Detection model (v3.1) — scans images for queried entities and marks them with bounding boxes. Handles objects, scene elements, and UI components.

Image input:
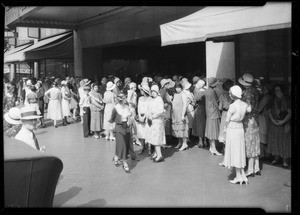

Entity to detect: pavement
[31,115,292,211]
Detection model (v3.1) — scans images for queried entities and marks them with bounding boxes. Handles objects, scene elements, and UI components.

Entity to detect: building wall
[79,6,204,48]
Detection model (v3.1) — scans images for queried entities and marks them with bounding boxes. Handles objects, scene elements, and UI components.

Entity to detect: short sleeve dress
[103,90,116,130]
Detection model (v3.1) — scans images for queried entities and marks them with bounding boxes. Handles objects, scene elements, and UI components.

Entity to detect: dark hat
[208,77,218,87]
[222,79,234,92]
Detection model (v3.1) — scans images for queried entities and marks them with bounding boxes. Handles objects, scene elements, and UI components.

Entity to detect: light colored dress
[136,96,152,139]
[148,96,166,146]
[182,89,194,129]
[45,87,63,120]
[223,99,248,169]
[218,92,232,142]
[103,90,116,130]
[127,89,137,117]
[172,92,189,138]
[145,97,153,144]
[61,87,71,117]
[90,90,104,132]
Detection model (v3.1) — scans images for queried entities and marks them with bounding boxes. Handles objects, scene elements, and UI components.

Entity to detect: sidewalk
[30,118,291,211]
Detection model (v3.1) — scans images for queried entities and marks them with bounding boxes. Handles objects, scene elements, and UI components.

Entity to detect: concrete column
[74,30,82,78]
[205,41,235,80]
[9,64,15,81]
[34,62,39,79]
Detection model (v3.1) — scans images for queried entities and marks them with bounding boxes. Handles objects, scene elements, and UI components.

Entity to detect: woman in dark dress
[35,81,46,128]
[110,93,132,173]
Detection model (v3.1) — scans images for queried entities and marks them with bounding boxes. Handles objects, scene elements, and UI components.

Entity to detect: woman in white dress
[61,80,71,125]
[44,82,63,128]
[136,84,152,154]
[147,84,166,163]
[223,85,251,185]
[103,81,116,141]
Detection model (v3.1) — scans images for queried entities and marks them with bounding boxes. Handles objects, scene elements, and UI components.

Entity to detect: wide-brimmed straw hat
[4,107,22,125]
[238,73,253,87]
[20,106,42,120]
[151,85,160,95]
[106,81,116,91]
[208,77,218,87]
[139,84,150,95]
[230,85,242,99]
[160,79,170,88]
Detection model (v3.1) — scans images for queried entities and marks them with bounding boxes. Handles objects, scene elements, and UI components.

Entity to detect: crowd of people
[3,72,291,178]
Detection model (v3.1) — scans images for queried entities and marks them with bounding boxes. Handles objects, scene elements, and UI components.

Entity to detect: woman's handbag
[147,118,152,127]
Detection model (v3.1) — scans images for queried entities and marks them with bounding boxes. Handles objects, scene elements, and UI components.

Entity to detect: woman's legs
[109,130,115,140]
[138,139,146,154]
[179,137,188,151]
[209,139,222,155]
[254,156,260,173]
[246,157,254,175]
[175,138,182,149]
[53,119,57,127]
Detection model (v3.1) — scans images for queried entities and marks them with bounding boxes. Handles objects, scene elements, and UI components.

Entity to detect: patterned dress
[242,86,260,158]
[267,97,291,159]
[172,92,189,138]
[148,96,166,146]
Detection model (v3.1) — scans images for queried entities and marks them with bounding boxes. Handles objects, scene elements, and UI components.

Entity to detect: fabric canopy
[160,2,291,46]
[4,32,73,63]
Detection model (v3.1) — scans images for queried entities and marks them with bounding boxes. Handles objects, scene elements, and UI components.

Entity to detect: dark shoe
[254,171,261,176]
[54,125,58,128]
[40,124,46,128]
[62,123,67,126]
[66,121,71,124]
[246,173,255,178]
[153,157,165,163]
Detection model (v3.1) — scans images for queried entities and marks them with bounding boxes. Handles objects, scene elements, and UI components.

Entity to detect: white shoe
[110,137,116,141]
[179,144,188,151]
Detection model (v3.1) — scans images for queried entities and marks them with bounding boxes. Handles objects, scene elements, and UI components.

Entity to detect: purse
[147,118,152,127]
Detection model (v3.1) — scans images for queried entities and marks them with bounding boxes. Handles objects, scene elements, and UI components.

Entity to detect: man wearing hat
[4,107,22,138]
[15,106,45,152]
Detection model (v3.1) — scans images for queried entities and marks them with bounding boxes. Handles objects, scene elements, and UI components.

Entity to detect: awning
[4,43,33,58]
[160,2,291,46]
[4,31,73,63]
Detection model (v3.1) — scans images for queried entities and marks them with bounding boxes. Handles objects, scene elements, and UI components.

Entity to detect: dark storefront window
[239,29,291,87]
[15,62,33,80]
[38,59,74,79]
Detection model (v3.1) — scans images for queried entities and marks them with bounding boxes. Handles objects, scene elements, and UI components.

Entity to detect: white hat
[4,107,22,125]
[182,79,192,90]
[114,77,120,84]
[26,79,32,86]
[129,82,136,89]
[142,77,148,83]
[20,106,42,120]
[106,81,116,91]
[151,85,160,95]
[230,85,242,99]
[196,80,205,89]
[166,79,175,89]
[160,79,170,88]
[61,80,67,85]
[139,84,150,95]
[238,73,253,87]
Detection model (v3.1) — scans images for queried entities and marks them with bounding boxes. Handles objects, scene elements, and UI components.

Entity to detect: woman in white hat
[204,77,222,156]
[146,84,166,162]
[171,82,189,151]
[136,83,152,154]
[238,73,261,177]
[103,81,117,141]
[44,81,63,128]
[109,93,132,173]
[15,106,45,152]
[223,85,251,185]
[192,79,207,148]
[61,80,72,126]
[4,107,22,138]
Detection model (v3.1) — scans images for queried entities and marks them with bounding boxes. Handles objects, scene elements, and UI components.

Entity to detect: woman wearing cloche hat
[204,77,222,156]
[238,73,261,178]
[4,107,22,138]
[103,81,117,141]
[223,85,251,185]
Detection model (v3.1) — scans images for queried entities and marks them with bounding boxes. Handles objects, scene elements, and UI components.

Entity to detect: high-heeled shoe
[229,177,243,185]
[209,149,222,156]
[153,156,164,163]
[219,162,225,167]
[122,165,130,173]
[150,154,157,160]
[105,137,110,141]
[175,143,182,149]
[110,137,116,141]
[254,171,261,176]
[179,145,188,151]
[112,157,122,167]
[245,172,255,177]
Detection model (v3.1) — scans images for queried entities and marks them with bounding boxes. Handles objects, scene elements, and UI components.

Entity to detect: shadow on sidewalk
[53,186,82,207]
[77,199,107,207]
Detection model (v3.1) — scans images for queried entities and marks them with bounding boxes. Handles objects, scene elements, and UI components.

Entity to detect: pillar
[9,64,15,81]
[34,62,39,79]
[73,30,82,78]
[205,41,235,81]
